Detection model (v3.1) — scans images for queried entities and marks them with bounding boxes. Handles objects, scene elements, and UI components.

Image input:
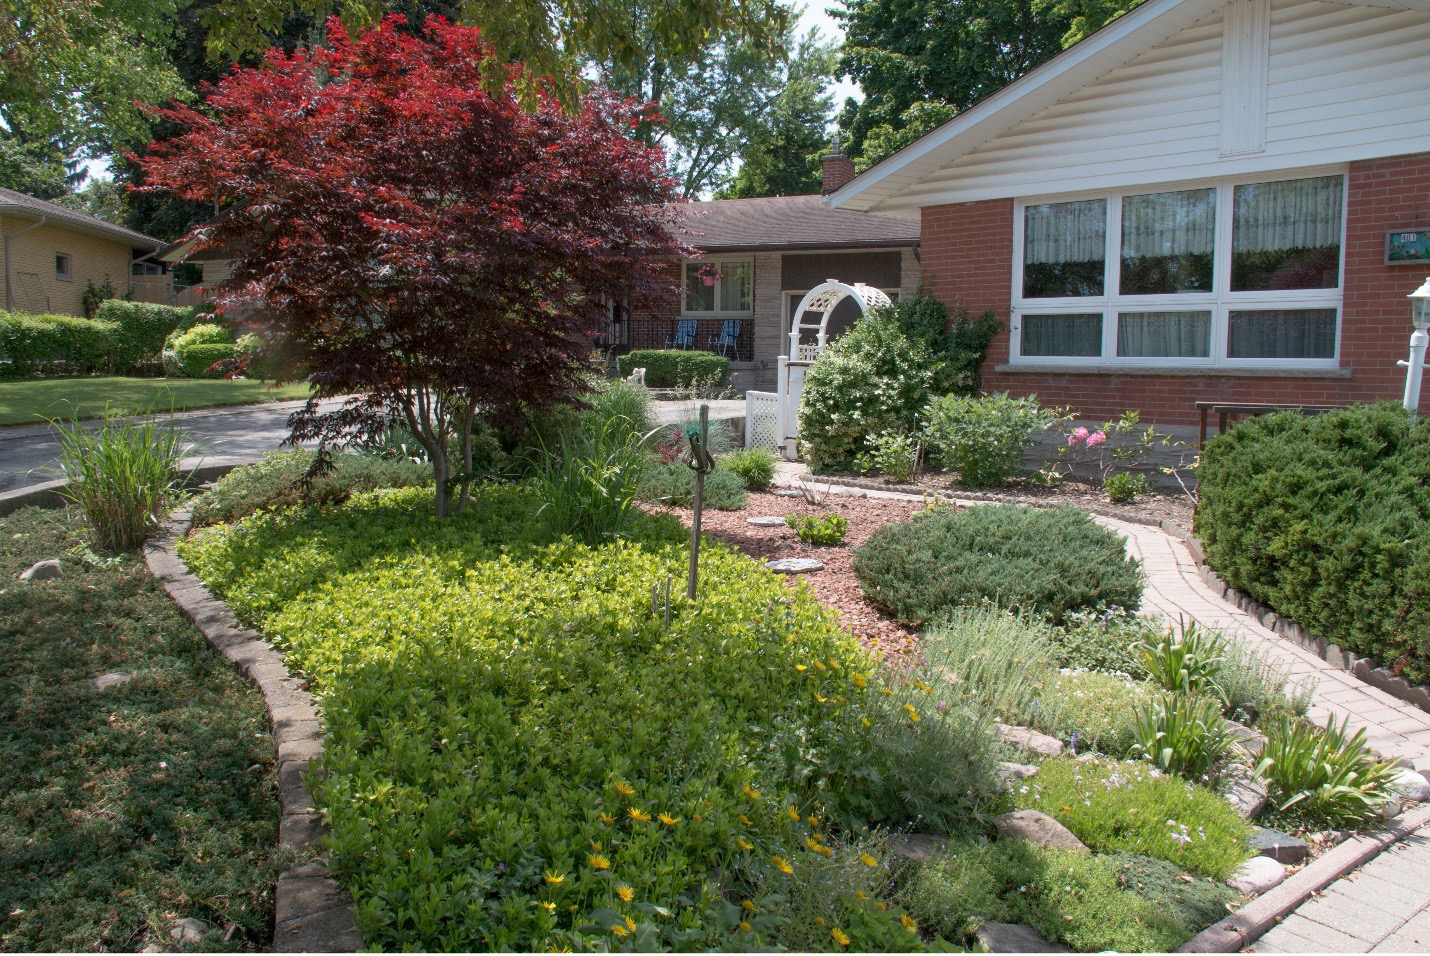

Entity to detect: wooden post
[687,404,711,602]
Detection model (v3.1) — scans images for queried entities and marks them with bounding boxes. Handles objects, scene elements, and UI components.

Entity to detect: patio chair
[665,319,697,350]
[707,319,742,360]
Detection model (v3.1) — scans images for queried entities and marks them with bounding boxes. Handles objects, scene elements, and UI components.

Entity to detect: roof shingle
[0,186,163,247]
[674,195,918,252]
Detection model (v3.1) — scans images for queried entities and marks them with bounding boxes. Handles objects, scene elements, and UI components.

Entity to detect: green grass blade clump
[1256,715,1399,828]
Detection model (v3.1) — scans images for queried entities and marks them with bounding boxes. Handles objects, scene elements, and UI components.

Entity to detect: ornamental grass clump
[53,407,187,551]
[1134,620,1228,695]
[720,448,777,489]
[853,504,1144,626]
[1256,715,1399,829]
[532,415,651,543]
[1128,695,1237,781]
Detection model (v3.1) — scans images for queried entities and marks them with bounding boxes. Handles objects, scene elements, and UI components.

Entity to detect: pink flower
[1086,430,1107,447]
[1068,426,1090,446]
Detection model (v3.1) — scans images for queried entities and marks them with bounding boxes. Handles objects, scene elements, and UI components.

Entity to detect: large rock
[998,762,1040,788]
[1251,828,1309,864]
[975,921,1071,953]
[1227,723,1268,759]
[169,918,209,945]
[994,810,1088,853]
[996,723,1064,758]
[887,833,949,865]
[765,558,824,574]
[1224,775,1268,820]
[1227,856,1287,895]
[1389,769,1430,803]
[19,559,61,582]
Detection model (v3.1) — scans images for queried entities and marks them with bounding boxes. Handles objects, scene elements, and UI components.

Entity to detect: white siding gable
[886,0,1430,210]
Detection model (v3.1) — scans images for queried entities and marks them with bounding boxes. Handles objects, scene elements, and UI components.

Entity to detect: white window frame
[1009,166,1347,370]
[55,253,73,281]
[682,257,755,316]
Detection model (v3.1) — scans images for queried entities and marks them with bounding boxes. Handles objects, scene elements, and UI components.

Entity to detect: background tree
[717,35,837,198]
[136,16,688,517]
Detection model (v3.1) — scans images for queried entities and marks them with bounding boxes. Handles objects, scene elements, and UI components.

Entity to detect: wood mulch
[654,490,934,660]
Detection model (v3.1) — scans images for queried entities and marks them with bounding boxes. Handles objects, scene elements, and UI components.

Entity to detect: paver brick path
[1250,832,1430,953]
[1098,515,1430,775]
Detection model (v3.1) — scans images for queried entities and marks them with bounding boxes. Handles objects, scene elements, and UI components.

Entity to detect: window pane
[1232,176,1343,291]
[1117,311,1211,358]
[685,263,713,312]
[1227,309,1337,359]
[1023,199,1106,298]
[1021,313,1103,357]
[720,262,752,311]
[1120,189,1215,295]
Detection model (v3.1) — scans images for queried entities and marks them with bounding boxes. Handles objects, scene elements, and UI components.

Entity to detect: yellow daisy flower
[831,927,851,946]
[795,664,808,672]
[880,687,894,696]
[854,890,866,901]
[807,815,819,826]
[539,901,557,912]
[741,900,757,911]
[740,815,752,826]
[904,704,921,722]
[850,674,867,688]
[614,781,635,796]
[657,813,680,826]
[786,806,801,821]
[737,838,754,851]
[616,884,634,903]
[815,918,825,926]
[588,854,610,870]
[743,784,761,800]
[739,921,752,932]
[912,680,931,693]
[772,856,794,875]
[860,853,878,867]
[628,807,651,822]
[806,836,823,853]
[610,925,628,938]
[590,841,603,851]
[544,871,565,885]
[814,661,827,671]
[860,718,872,727]
[625,916,637,931]
[599,812,614,824]
[815,694,829,704]
[875,902,887,911]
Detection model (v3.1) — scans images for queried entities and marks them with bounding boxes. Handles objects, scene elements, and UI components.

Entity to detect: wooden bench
[1196,401,1347,446]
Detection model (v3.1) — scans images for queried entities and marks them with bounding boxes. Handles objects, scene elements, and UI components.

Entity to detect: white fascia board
[826,0,1230,213]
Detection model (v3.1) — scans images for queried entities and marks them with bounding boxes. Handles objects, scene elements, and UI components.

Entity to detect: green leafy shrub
[1051,610,1160,675]
[0,310,119,376]
[191,450,433,526]
[1107,853,1240,939]
[1195,403,1430,683]
[720,448,776,489]
[882,294,1002,396]
[94,300,199,370]
[178,343,239,378]
[898,840,1188,952]
[163,323,238,378]
[1129,695,1236,781]
[786,513,848,545]
[533,416,649,543]
[52,407,185,551]
[166,322,233,351]
[854,431,919,483]
[1104,470,1150,503]
[1013,756,1253,880]
[921,392,1068,487]
[177,485,966,950]
[1257,715,1399,829]
[853,505,1144,627]
[638,462,747,510]
[797,308,936,472]
[615,350,729,389]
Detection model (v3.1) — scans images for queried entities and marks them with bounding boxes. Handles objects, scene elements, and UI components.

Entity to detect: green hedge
[0,310,119,376]
[179,343,239,378]
[616,350,729,388]
[1195,404,1430,683]
[95,300,200,367]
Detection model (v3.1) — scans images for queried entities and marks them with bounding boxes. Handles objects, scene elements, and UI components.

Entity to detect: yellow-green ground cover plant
[178,484,1002,950]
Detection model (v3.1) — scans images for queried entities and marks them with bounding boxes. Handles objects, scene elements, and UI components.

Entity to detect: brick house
[1,187,166,316]
[616,149,920,392]
[826,0,1430,426]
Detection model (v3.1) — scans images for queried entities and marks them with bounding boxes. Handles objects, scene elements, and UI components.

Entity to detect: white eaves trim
[825,0,1430,214]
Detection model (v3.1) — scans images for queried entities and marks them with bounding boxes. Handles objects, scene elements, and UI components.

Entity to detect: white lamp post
[1403,277,1430,415]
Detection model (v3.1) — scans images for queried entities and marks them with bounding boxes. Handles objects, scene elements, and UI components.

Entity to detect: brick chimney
[821,135,856,195]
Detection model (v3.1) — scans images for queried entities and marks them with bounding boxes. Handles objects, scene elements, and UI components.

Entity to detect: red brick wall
[918,153,1430,427]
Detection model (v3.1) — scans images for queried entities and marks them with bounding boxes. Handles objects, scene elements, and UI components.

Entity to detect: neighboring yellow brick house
[1,187,165,317]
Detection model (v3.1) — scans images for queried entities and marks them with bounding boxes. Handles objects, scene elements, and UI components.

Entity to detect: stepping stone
[766,558,823,574]
[1224,775,1268,820]
[1251,827,1309,864]
[19,559,61,582]
[1227,856,1286,895]
[997,762,1040,788]
[994,809,1087,853]
[975,921,1071,953]
[996,723,1064,758]
[1389,768,1430,803]
[887,833,949,864]
[88,672,132,692]
[169,918,209,944]
[746,516,787,527]
[772,489,805,498]
[1227,723,1268,759]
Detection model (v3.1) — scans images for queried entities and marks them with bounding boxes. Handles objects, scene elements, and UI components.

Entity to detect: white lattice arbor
[787,281,893,363]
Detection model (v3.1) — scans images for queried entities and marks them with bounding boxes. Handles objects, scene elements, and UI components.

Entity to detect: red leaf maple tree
[137,16,688,516]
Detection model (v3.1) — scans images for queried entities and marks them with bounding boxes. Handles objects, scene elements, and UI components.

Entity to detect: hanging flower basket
[697,264,723,287]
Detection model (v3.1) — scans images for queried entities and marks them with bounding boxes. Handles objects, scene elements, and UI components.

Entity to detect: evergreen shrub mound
[177,342,239,378]
[853,504,1144,626]
[615,349,729,388]
[191,449,433,526]
[638,461,747,510]
[180,486,975,950]
[898,840,1188,952]
[1012,756,1252,880]
[1195,403,1429,683]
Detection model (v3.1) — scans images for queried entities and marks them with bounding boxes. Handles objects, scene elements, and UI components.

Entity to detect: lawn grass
[0,376,311,428]
[0,507,282,951]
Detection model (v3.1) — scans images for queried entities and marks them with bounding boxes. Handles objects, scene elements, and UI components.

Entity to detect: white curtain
[1227,309,1337,359]
[1232,176,1343,253]
[1024,199,1107,265]
[1121,189,1215,259]
[1021,313,1103,357]
[1117,311,1211,358]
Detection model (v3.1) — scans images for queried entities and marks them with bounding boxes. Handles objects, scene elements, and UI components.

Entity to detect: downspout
[4,213,46,311]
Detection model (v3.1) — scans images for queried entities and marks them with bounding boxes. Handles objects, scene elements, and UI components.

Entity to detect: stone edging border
[145,509,364,952]
[793,472,1430,718]
[1177,802,1430,952]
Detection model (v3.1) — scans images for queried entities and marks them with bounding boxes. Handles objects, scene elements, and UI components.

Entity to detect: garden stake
[684,404,716,601]
[663,575,673,628]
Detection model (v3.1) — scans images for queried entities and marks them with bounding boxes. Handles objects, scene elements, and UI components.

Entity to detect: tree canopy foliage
[136,16,688,517]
